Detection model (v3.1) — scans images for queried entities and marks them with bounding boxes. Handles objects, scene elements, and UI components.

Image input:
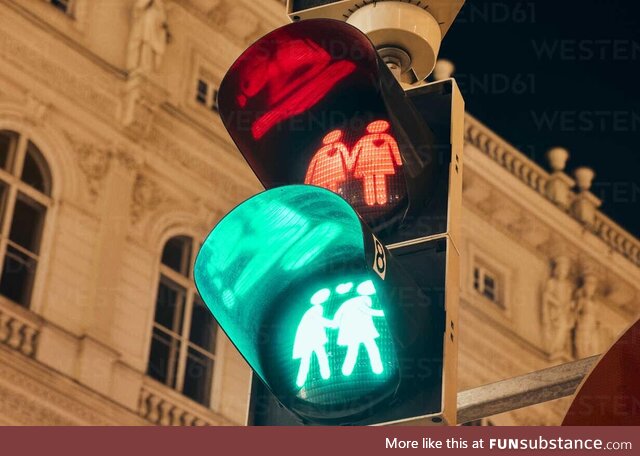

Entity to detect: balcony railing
[138,378,234,426]
[0,298,41,357]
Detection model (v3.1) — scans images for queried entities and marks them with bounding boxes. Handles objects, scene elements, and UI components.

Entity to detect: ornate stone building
[0,0,637,425]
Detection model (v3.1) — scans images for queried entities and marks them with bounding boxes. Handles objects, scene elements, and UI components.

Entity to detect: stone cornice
[465,114,640,268]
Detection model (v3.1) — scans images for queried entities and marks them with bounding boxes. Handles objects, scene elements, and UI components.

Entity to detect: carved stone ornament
[541,256,576,359]
[130,173,167,224]
[24,92,49,125]
[127,0,170,73]
[571,274,600,359]
[64,133,113,200]
[207,0,262,44]
[120,74,167,139]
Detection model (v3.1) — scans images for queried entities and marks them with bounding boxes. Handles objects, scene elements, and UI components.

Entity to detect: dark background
[439,0,640,236]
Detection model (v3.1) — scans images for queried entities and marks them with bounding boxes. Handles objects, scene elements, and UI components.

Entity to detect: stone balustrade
[464,113,640,267]
[138,379,229,426]
[593,213,640,267]
[0,300,40,357]
[465,114,550,196]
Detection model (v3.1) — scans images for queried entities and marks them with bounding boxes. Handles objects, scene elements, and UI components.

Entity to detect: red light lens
[219,20,409,227]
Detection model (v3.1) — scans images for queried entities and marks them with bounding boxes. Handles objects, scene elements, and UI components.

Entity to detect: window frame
[149,235,223,410]
[0,130,53,310]
[194,77,219,113]
[47,0,75,16]
[473,264,501,306]
[184,47,226,125]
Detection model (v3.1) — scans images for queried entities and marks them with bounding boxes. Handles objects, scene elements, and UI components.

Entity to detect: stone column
[78,150,138,395]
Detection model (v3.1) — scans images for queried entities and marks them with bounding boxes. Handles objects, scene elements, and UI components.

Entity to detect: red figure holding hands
[305,130,353,193]
[351,120,403,206]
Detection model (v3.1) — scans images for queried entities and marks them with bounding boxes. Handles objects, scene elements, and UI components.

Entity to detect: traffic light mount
[286,0,465,82]
[245,77,465,426]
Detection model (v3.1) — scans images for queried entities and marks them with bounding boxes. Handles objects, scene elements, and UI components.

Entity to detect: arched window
[147,235,220,407]
[0,130,52,308]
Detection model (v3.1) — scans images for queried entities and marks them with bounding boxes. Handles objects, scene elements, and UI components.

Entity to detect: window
[473,264,502,307]
[148,235,220,407]
[195,78,219,112]
[49,0,72,14]
[0,130,52,308]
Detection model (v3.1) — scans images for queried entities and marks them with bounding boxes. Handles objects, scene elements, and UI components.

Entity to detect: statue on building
[572,274,600,359]
[542,256,574,357]
[127,0,170,73]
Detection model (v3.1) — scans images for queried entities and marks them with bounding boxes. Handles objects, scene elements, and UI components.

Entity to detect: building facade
[0,0,638,425]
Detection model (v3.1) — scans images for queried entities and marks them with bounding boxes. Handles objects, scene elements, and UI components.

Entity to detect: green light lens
[195,185,398,422]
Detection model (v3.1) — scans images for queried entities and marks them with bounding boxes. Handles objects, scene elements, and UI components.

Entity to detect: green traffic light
[195,185,399,422]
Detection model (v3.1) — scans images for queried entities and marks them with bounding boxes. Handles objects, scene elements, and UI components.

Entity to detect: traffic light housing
[198,18,464,425]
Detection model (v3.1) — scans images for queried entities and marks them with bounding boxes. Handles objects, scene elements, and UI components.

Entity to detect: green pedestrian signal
[293,279,390,389]
[195,185,421,423]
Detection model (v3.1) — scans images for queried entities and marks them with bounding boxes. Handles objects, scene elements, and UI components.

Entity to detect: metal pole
[457,355,599,424]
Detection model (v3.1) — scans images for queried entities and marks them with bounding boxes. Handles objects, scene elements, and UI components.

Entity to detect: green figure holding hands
[292,288,336,388]
[333,280,385,376]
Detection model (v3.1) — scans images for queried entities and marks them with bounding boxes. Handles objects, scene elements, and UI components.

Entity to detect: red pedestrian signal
[218,19,441,242]
[304,121,404,207]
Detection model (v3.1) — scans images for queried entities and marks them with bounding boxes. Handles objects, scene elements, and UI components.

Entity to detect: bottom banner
[0,427,636,456]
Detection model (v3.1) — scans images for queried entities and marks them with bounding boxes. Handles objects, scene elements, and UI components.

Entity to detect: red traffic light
[218,19,439,237]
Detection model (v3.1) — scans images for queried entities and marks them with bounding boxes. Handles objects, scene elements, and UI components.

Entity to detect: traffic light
[195,185,445,425]
[217,18,447,245]
[197,17,464,425]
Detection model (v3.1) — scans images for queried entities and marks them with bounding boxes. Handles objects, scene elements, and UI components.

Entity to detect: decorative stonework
[0,303,40,358]
[75,142,112,199]
[120,74,167,139]
[463,168,638,360]
[464,114,640,268]
[24,92,49,126]
[138,380,233,426]
[127,0,170,73]
[571,274,600,359]
[542,256,575,360]
[130,173,172,224]
[205,0,266,46]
